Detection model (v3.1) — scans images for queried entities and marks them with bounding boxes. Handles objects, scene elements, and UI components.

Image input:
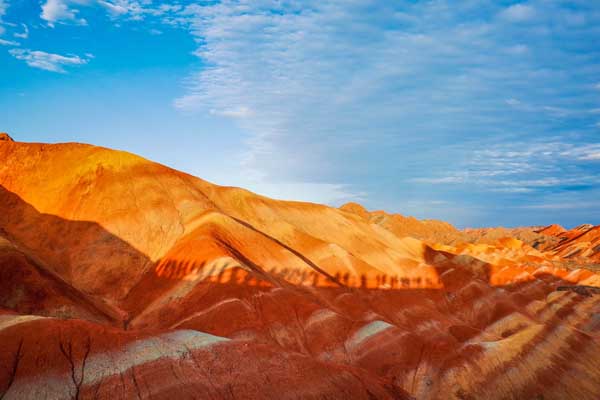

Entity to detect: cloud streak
[500,4,536,22]
[0,0,8,36]
[412,141,600,193]
[13,23,28,39]
[39,0,184,26]
[0,37,18,46]
[9,49,91,72]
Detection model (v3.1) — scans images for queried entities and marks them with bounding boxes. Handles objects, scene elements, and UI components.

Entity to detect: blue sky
[1,0,599,228]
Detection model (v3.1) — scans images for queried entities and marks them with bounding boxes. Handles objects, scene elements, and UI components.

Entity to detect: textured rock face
[537,224,567,237]
[1,139,600,399]
[0,133,13,142]
[340,202,562,251]
[341,201,463,244]
[538,223,600,262]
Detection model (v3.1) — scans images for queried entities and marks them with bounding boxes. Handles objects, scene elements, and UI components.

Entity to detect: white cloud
[37,0,185,27]
[0,0,7,35]
[505,44,529,55]
[412,173,600,192]
[41,0,87,27]
[209,106,252,119]
[577,152,600,161]
[205,168,364,205]
[500,4,536,22]
[521,202,598,210]
[409,141,600,193]
[95,0,184,21]
[559,143,600,161]
[490,187,534,193]
[471,142,600,177]
[410,176,466,184]
[98,0,128,16]
[172,94,201,111]
[9,49,91,72]
[14,23,28,39]
[0,37,18,46]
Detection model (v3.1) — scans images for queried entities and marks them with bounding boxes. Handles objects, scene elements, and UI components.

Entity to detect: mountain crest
[0,132,14,142]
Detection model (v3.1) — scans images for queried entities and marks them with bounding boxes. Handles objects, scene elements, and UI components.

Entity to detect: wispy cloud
[505,44,529,55]
[521,202,598,210]
[411,176,466,184]
[0,37,18,46]
[209,106,253,119]
[9,49,91,72]
[499,4,536,23]
[0,0,8,36]
[39,0,184,26]
[170,1,600,205]
[97,0,129,16]
[559,144,600,161]
[14,23,28,39]
[411,141,600,193]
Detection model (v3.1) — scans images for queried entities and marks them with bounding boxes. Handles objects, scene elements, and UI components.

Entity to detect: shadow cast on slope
[0,185,152,325]
[138,246,594,335]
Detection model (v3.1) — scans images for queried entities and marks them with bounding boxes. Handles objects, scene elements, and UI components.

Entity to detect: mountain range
[1,133,599,399]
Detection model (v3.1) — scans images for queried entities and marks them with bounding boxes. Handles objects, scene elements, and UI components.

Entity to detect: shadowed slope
[0,186,142,325]
[0,232,115,324]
